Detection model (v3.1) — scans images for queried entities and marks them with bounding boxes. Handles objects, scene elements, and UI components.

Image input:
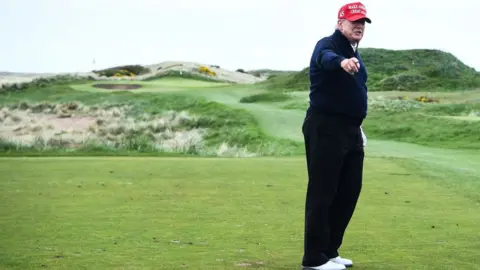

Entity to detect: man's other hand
[341,57,360,74]
[360,126,367,147]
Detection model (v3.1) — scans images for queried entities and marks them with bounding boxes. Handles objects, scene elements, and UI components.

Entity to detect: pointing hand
[341,57,360,74]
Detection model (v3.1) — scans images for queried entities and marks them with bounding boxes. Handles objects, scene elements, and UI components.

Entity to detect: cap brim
[347,14,372,23]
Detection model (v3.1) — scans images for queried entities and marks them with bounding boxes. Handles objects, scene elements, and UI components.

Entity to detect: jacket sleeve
[313,39,345,70]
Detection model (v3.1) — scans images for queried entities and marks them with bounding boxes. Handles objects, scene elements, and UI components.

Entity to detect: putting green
[70,77,232,93]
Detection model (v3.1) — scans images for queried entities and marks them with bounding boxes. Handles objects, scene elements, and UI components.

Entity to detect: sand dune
[0,61,266,85]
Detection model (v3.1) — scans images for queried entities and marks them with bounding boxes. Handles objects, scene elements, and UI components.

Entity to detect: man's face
[339,19,366,43]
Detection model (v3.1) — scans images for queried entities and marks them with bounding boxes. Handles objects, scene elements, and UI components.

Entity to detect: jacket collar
[333,29,351,45]
[332,29,357,54]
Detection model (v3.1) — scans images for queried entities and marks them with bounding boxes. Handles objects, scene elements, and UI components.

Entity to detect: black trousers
[301,109,364,267]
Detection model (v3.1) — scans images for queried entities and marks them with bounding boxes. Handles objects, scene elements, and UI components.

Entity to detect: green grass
[260,49,480,92]
[239,91,292,103]
[184,86,307,142]
[0,84,302,156]
[260,90,480,150]
[185,86,480,184]
[2,79,479,157]
[0,74,96,94]
[275,96,480,151]
[368,89,480,103]
[1,157,479,270]
[363,110,480,149]
[70,77,231,93]
[2,59,480,270]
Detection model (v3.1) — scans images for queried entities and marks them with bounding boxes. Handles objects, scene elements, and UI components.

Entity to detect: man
[301,2,371,270]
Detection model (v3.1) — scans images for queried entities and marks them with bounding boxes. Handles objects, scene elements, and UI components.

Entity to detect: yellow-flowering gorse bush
[415,96,439,103]
[199,66,216,76]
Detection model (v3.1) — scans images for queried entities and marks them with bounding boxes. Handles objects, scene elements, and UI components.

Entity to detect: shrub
[199,66,216,76]
[111,69,136,78]
[93,65,150,77]
[249,71,262,77]
[142,70,221,83]
[368,96,424,112]
[415,96,439,103]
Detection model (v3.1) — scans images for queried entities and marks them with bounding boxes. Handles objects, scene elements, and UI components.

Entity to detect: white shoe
[302,260,346,270]
[330,256,353,267]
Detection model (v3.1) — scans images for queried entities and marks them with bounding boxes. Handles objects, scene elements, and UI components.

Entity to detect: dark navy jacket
[308,29,368,126]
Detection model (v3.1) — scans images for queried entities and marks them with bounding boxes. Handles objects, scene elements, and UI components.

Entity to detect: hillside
[0,61,265,89]
[1,47,479,156]
[263,48,480,92]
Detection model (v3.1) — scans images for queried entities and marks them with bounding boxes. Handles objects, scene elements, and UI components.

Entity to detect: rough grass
[1,157,479,270]
[420,103,480,116]
[2,77,479,156]
[362,110,480,149]
[0,65,251,96]
[0,103,211,155]
[276,91,480,150]
[261,49,480,92]
[368,89,480,104]
[0,74,96,94]
[0,85,302,157]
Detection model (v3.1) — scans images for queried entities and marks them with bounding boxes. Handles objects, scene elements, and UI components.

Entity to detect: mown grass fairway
[1,157,479,270]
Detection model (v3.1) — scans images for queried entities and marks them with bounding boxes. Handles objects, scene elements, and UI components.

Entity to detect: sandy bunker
[0,103,202,149]
[92,83,143,90]
[0,102,258,156]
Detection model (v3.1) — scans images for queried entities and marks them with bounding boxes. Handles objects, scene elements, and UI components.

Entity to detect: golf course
[1,49,479,269]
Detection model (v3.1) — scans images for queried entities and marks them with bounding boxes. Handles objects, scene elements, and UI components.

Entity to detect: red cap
[338,2,371,23]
